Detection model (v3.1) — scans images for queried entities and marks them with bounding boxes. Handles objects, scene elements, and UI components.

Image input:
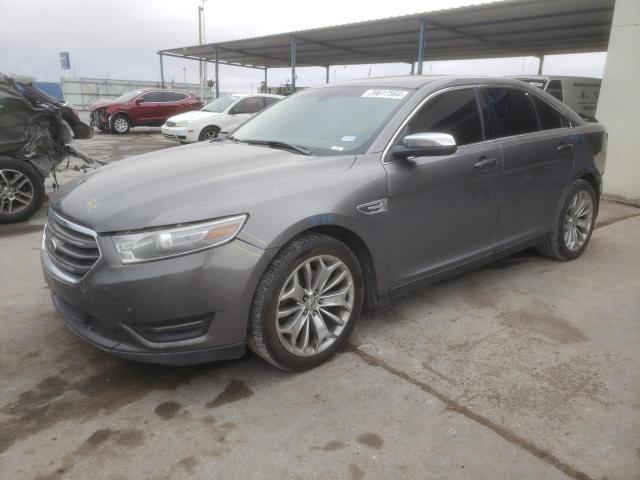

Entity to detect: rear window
[545,80,563,102]
[484,88,538,137]
[532,95,564,130]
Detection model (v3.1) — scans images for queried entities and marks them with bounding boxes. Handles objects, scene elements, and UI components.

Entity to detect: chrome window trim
[42,211,103,285]
[381,82,576,164]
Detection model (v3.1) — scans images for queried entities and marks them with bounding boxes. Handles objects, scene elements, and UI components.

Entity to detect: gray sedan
[41,76,607,370]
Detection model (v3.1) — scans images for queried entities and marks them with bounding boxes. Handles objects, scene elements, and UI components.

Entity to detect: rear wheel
[248,233,364,371]
[111,114,131,134]
[0,158,45,224]
[198,126,220,141]
[536,179,597,261]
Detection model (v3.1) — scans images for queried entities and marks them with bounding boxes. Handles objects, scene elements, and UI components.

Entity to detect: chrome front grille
[43,211,101,283]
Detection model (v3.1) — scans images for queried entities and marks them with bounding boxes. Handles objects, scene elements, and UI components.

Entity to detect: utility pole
[198,4,204,101]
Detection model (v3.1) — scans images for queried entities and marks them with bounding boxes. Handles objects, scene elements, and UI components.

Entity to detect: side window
[141,92,163,102]
[164,92,188,102]
[484,88,538,137]
[404,89,483,146]
[231,97,266,114]
[545,80,563,102]
[532,95,564,130]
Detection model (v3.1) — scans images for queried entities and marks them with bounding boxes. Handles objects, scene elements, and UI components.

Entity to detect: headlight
[174,120,189,127]
[112,215,247,264]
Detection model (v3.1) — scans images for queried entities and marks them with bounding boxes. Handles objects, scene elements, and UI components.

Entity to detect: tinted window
[164,92,188,102]
[141,91,164,102]
[405,89,483,146]
[545,80,563,102]
[264,96,280,107]
[232,97,266,114]
[533,95,564,130]
[484,88,538,137]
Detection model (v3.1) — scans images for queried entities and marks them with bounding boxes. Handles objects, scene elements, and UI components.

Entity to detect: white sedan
[161,93,283,143]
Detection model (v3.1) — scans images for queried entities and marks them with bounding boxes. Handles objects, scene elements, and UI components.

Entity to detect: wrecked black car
[0,73,93,223]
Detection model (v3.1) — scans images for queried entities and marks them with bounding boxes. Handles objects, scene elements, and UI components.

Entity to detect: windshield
[203,95,239,113]
[114,90,144,103]
[232,86,412,155]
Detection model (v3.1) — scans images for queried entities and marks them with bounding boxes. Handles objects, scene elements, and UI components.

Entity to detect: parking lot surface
[1,128,639,480]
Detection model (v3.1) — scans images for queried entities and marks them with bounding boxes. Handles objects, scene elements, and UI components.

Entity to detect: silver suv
[41,76,607,371]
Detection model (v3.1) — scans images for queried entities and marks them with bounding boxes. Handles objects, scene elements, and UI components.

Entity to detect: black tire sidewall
[111,114,130,134]
[0,158,45,224]
[198,126,220,142]
[556,180,597,260]
[253,235,364,370]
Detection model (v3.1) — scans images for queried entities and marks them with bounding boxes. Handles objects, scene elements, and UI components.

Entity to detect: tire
[536,179,597,261]
[198,126,220,142]
[0,158,45,224]
[110,114,131,134]
[248,233,364,371]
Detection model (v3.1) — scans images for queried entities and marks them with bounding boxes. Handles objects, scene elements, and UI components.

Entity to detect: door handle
[474,158,498,170]
[557,143,574,153]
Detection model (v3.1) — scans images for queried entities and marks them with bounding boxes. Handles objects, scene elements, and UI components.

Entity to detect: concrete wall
[597,0,640,205]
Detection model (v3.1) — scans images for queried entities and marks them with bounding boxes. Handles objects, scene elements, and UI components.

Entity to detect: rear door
[384,87,503,287]
[164,91,190,117]
[481,86,574,251]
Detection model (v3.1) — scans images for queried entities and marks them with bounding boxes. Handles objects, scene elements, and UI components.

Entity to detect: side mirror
[135,98,144,104]
[391,132,457,159]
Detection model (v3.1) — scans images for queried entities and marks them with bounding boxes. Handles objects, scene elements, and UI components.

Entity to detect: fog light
[131,314,213,342]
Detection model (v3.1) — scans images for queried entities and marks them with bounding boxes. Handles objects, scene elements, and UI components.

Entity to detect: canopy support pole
[417,19,427,75]
[537,54,545,75]
[159,53,165,88]
[214,47,220,99]
[290,36,297,91]
[326,66,330,83]
[264,67,268,92]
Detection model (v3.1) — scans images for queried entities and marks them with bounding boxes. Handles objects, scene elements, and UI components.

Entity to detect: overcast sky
[0,0,607,92]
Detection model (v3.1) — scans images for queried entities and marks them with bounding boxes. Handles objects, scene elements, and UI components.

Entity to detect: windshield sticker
[361,89,408,100]
[341,136,356,142]
[331,145,345,151]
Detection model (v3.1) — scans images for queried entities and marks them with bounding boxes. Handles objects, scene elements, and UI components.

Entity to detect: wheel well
[579,172,600,197]
[306,225,379,310]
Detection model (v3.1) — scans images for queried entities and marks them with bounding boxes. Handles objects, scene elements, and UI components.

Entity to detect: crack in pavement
[346,343,595,480]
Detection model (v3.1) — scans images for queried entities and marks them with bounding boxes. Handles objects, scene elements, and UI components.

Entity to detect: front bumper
[161,125,197,143]
[42,234,276,366]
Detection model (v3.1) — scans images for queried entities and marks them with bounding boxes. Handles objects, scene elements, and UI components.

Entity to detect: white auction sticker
[341,136,356,142]
[361,89,409,99]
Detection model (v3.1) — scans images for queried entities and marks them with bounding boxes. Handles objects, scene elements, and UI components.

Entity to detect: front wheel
[0,158,45,224]
[111,114,131,134]
[248,233,364,371]
[536,179,597,261]
[198,126,220,141]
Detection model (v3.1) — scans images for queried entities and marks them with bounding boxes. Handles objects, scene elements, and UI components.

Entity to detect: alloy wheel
[204,130,218,140]
[0,169,34,214]
[276,255,354,357]
[564,190,593,251]
[113,117,129,133]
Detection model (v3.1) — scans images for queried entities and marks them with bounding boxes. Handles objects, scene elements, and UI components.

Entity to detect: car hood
[51,142,356,232]
[89,99,128,111]
[166,110,220,123]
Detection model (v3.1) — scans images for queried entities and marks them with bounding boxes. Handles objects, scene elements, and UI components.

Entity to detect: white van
[511,76,601,120]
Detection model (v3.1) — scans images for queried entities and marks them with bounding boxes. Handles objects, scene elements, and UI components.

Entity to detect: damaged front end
[0,73,95,223]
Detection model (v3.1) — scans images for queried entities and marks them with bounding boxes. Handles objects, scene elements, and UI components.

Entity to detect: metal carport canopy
[158,0,614,91]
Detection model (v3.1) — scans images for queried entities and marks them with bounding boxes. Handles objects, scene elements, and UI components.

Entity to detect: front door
[384,87,502,288]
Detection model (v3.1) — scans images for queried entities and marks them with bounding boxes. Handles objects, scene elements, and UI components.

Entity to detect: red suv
[89,89,202,134]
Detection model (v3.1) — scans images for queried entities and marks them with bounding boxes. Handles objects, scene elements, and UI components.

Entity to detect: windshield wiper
[241,139,311,155]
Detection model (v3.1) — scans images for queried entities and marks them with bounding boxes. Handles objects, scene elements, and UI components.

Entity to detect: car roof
[314,75,556,91]
[511,75,601,82]
[225,93,284,98]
